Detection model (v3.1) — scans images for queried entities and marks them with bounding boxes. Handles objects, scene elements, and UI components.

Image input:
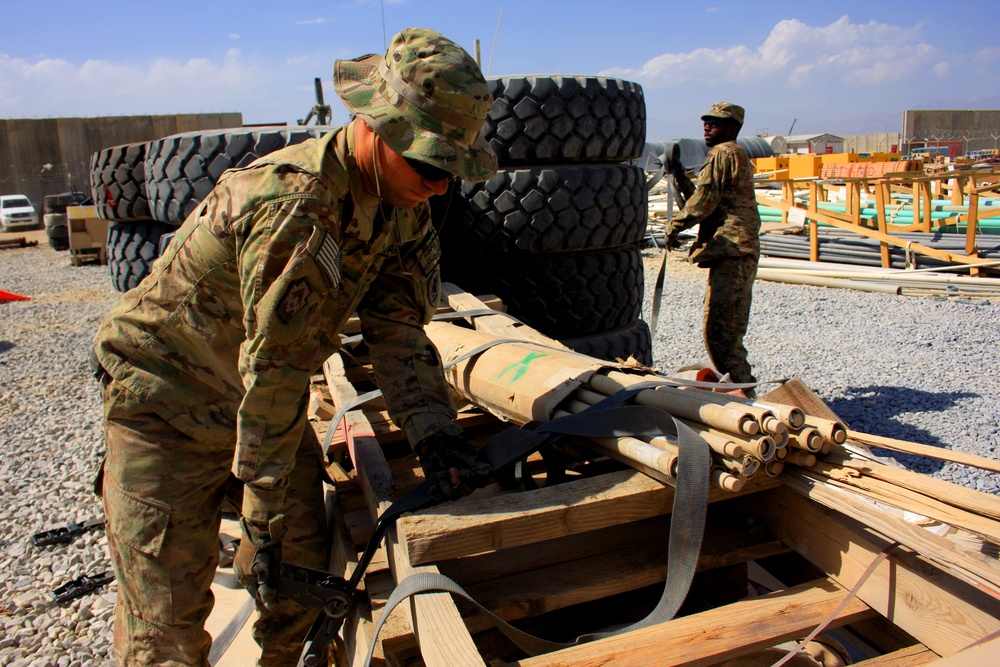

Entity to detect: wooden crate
[67,205,109,265]
[310,290,1000,667]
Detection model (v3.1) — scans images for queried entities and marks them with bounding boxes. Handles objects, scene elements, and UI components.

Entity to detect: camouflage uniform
[665,135,761,388]
[93,27,496,666]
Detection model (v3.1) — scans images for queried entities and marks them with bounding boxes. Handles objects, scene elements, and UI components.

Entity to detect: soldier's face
[376,138,452,209]
[703,119,739,147]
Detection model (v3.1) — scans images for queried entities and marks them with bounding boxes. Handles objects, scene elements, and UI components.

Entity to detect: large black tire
[106,220,174,292]
[89,142,152,221]
[443,164,647,253]
[45,217,69,251]
[484,75,646,165]
[145,126,333,225]
[444,246,644,338]
[560,318,653,366]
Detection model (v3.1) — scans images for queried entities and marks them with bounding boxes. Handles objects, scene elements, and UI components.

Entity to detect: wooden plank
[780,469,1000,595]
[386,528,486,667]
[812,456,1000,535]
[439,504,784,584]
[846,430,1000,475]
[923,632,1000,666]
[397,470,778,566]
[344,408,483,667]
[746,486,1000,655]
[854,644,937,666]
[441,282,565,346]
[457,513,787,630]
[508,578,873,666]
[755,190,996,268]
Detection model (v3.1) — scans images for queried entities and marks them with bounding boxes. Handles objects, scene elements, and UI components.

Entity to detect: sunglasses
[703,119,730,128]
[404,157,452,182]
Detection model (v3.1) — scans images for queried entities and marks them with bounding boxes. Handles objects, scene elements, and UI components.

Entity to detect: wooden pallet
[311,295,1000,667]
[69,245,107,266]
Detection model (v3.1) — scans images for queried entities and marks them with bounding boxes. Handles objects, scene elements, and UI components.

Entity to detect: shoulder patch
[277,278,312,323]
[315,232,342,289]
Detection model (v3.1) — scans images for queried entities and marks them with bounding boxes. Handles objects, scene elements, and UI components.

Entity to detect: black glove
[415,429,492,502]
[233,516,285,610]
[664,229,682,251]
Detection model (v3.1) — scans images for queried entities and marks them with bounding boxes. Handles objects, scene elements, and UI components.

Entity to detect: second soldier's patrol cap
[333,27,498,183]
[701,102,745,126]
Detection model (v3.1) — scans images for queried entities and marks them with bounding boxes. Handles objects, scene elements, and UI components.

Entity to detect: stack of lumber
[820,161,922,179]
[311,285,1000,667]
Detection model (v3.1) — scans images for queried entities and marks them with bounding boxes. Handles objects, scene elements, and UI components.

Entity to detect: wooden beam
[441,282,564,346]
[507,578,873,667]
[757,190,996,268]
[922,632,1000,666]
[397,470,778,566]
[456,511,787,630]
[779,469,1000,596]
[745,486,1000,655]
[853,644,936,666]
[344,409,484,666]
[846,430,1000,475]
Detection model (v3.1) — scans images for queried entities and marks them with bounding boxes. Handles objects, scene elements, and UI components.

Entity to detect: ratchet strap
[349,384,711,666]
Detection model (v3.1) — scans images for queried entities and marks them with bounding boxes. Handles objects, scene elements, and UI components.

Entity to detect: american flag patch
[316,232,341,289]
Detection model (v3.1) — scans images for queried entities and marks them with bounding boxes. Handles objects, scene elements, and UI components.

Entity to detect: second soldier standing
[664,102,761,397]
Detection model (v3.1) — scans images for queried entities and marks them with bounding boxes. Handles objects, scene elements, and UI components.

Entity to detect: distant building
[902,109,1000,157]
[762,134,845,155]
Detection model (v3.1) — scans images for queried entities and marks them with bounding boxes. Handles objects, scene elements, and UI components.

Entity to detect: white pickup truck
[0,194,39,232]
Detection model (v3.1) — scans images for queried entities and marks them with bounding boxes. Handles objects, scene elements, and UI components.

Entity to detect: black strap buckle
[31,518,106,547]
[281,563,357,667]
[51,571,115,604]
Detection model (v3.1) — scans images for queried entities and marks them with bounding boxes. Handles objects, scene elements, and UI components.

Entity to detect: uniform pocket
[104,475,170,557]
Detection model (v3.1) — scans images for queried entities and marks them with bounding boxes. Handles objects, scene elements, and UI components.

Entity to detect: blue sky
[2,0,998,141]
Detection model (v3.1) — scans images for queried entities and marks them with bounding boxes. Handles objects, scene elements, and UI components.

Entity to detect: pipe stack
[551,369,846,493]
[424,316,844,494]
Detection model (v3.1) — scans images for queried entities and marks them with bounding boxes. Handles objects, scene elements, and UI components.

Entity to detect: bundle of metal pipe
[755,255,1000,296]
[759,230,1000,271]
[552,369,847,493]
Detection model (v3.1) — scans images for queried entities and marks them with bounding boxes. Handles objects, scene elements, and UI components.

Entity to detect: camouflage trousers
[100,379,329,666]
[703,254,758,391]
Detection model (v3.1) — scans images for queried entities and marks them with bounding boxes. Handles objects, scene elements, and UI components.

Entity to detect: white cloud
[975,46,1000,63]
[295,17,335,25]
[0,50,292,121]
[601,16,940,90]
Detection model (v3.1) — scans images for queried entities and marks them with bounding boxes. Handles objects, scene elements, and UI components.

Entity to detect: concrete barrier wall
[0,113,243,209]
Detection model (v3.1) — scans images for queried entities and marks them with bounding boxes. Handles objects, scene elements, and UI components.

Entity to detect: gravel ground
[1,243,118,666]
[643,246,1000,492]
[1,241,998,664]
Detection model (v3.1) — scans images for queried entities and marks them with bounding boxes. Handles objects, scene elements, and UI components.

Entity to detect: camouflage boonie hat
[334,27,497,183]
[702,102,745,126]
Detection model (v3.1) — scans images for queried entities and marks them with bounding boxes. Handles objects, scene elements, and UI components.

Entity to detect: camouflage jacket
[667,141,761,263]
[94,121,455,523]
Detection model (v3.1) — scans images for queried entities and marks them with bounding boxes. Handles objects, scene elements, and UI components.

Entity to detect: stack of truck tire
[87,75,651,364]
[43,192,89,251]
[89,127,333,292]
[435,74,652,365]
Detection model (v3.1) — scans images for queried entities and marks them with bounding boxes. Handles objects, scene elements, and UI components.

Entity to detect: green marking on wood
[496,351,548,385]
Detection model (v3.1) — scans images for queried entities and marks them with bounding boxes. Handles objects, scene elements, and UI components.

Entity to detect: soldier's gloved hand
[664,230,682,251]
[233,516,286,610]
[416,429,492,502]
